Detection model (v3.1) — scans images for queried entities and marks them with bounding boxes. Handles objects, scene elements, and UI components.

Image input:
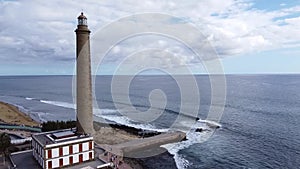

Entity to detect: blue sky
[0,0,299,75]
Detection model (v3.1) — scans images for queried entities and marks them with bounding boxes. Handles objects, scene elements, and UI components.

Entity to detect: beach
[0,100,141,144]
[0,101,39,127]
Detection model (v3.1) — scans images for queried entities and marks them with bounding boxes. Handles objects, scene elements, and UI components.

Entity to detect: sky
[0,0,299,75]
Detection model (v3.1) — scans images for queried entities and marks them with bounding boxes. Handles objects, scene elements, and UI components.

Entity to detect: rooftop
[32,129,92,147]
[52,130,75,139]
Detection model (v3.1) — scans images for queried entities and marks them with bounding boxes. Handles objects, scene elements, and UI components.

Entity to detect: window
[89,152,93,160]
[48,150,52,159]
[89,141,93,150]
[48,161,52,169]
[69,156,73,165]
[59,158,63,167]
[79,143,82,152]
[79,154,83,163]
[69,145,73,154]
[59,147,63,156]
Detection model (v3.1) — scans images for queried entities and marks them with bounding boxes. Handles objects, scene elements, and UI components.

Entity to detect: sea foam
[36,98,218,169]
[38,99,168,132]
[161,119,216,169]
[40,100,75,109]
[25,97,34,100]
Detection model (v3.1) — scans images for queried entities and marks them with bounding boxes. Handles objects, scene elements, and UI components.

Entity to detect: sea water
[0,75,299,169]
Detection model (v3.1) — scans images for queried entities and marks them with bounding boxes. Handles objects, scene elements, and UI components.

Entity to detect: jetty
[116,131,185,154]
[97,131,186,168]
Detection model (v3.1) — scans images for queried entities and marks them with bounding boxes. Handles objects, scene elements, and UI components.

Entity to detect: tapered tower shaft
[75,12,94,135]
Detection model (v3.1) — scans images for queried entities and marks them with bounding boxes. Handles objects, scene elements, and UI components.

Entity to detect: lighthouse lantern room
[78,12,87,25]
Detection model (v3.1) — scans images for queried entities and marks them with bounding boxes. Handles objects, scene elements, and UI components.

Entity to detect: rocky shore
[94,122,178,169]
[124,149,177,169]
[0,101,178,169]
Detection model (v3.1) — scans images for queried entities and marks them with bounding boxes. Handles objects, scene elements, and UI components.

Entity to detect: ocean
[0,75,299,169]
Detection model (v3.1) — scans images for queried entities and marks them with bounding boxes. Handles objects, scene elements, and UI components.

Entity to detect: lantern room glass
[78,18,87,25]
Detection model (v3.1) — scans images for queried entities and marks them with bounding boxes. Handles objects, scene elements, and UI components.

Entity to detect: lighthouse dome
[77,12,87,25]
[78,12,87,19]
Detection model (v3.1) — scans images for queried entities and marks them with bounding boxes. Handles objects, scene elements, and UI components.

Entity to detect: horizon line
[1,72,300,77]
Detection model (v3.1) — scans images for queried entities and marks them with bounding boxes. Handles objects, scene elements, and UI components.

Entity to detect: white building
[32,129,94,169]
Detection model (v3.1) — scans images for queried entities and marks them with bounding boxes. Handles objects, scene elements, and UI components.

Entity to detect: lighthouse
[29,13,95,169]
[75,12,94,135]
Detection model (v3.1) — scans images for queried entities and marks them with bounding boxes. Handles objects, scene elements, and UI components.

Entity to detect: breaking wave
[25,97,34,100]
[33,98,218,169]
[40,100,75,109]
[38,99,168,132]
[161,119,218,168]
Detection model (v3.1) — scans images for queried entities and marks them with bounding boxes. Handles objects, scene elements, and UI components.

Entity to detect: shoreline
[93,122,178,168]
[0,101,40,127]
[0,101,178,169]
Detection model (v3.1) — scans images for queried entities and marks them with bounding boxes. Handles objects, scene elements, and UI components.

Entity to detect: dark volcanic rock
[135,150,177,169]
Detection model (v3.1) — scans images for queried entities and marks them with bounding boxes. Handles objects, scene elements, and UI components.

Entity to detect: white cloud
[280,3,287,7]
[0,0,299,69]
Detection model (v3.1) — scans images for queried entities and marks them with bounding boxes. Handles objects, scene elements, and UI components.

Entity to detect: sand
[0,101,39,127]
[93,122,140,145]
[0,100,138,143]
[0,101,154,146]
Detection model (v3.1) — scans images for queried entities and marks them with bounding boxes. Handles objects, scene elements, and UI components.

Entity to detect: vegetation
[41,120,76,132]
[0,132,11,164]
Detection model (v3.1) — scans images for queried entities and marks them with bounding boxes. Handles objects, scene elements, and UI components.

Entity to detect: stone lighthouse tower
[75,12,94,135]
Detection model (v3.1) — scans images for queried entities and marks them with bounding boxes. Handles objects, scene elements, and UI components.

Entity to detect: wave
[162,119,217,169]
[40,100,75,109]
[0,100,29,116]
[164,108,199,121]
[94,110,169,133]
[38,99,169,132]
[198,119,222,128]
[15,103,48,123]
[29,111,49,122]
[35,98,220,169]
[1,100,47,123]
[99,98,198,121]
[25,97,34,101]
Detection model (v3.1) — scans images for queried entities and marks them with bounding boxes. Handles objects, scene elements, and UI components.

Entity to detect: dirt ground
[0,101,39,127]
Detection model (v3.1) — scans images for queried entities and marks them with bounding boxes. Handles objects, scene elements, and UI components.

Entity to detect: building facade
[32,130,94,169]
